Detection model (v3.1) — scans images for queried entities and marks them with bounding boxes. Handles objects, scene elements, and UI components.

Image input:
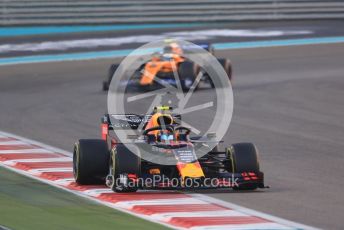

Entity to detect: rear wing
[182,43,214,53]
[101,113,181,130]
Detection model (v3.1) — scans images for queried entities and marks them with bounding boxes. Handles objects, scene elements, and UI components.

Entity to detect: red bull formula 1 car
[73,106,265,192]
[102,42,232,91]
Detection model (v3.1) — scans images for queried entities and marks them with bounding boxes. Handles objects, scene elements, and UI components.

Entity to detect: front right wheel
[226,143,260,190]
[218,58,232,82]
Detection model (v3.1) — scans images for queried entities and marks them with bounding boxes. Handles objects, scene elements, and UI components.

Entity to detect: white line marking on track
[28,167,73,175]
[151,210,248,221]
[82,189,113,196]
[0,140,28,145]
[3,157,71,166]
[116,198,207,209]
[54,178,75,186]
[0,149,54,154]
[190,223,297,230]
[0,29,312,53]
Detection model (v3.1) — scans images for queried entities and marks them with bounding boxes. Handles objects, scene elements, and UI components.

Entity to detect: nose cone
[177,162,205,180]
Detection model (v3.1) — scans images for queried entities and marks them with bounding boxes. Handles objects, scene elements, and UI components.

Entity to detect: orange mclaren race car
[102,42,232,91]
[73,106,266,192]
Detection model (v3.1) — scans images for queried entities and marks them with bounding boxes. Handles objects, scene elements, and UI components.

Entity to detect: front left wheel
[178,61,200,91]
[73,139,109,185]
[109,144,141,192]
[103,64,119,91]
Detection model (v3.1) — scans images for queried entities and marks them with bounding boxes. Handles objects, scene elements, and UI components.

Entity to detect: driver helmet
[160,132,174,143]
[163,42,183,55]
[145,111,174,137]
[170,42,183,55]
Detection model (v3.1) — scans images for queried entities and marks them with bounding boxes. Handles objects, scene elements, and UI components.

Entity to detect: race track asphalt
[0,43,343,229]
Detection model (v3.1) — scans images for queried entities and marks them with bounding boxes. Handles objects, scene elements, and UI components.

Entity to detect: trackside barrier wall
[1,0,344,25]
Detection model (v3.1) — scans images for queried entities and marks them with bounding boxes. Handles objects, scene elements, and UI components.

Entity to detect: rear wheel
[73,139,109,184]
[109,144,141,192]
[102,81,109,91]
[227,143,259,190]
[178,61,199,91]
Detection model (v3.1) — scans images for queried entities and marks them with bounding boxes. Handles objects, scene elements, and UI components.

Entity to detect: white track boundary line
[3,157,72,166]
[0,140,30,145]
[0,130,319,230]
[151,210,249,221]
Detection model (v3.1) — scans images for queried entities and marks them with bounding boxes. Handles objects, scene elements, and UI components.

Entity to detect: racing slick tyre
[217,58,232,84]
[178,61,199,91]
[102,81,109,91]
[227,143,259,190]
[73,139,109,185]
[109,144,141,193]
[103,64,119,91]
